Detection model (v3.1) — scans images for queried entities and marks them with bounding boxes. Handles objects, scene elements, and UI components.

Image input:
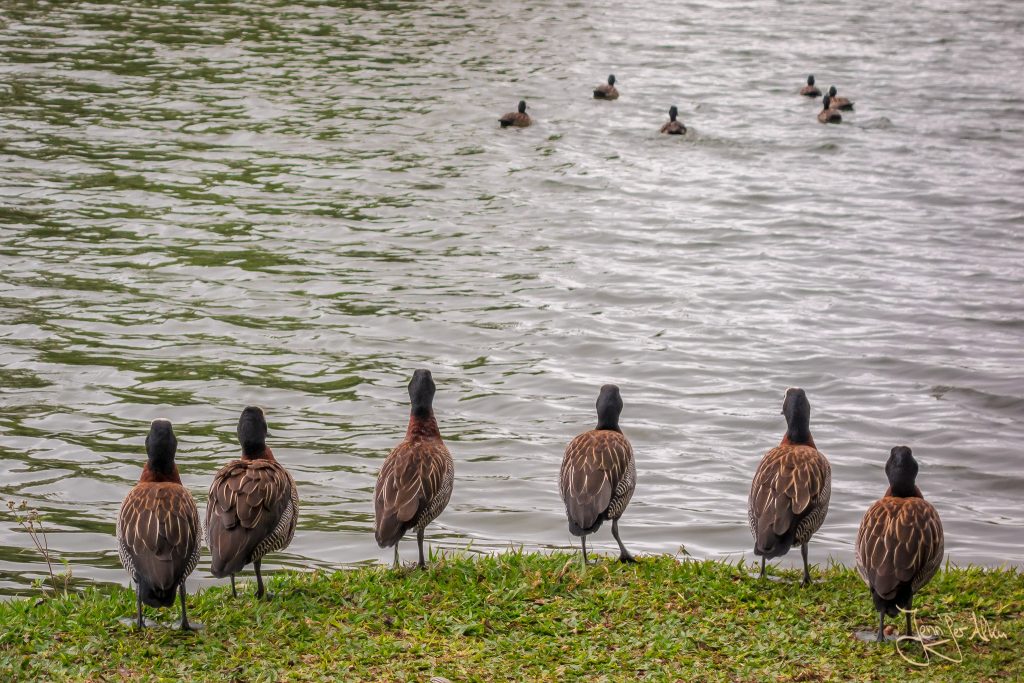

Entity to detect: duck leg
[580,536,589,570]
[800,542,811,586]
[254,558,266,599]
[611,519,636,563]
[393,543,400,569]
[416,527,426,570]
[178,582,193,631]
[877,610,886,643]
[135,582,144,630]
[759,556,766,580]
[230,575,237,598]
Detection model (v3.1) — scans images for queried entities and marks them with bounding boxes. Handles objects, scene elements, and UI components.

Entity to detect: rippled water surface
[1,0,1023,594]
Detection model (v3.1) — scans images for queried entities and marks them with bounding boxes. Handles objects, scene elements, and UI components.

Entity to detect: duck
[748,388,831,585]
[827,86,854,111]
[116,419,201,630]
[374,369,455,569]
[593,74,619,100]
[818,95,842,123]
[801,74,822,97]
[855,446,944,642]
[206,406,299,599]
[499,100,531,128]
[559,384,637,568]
[660,105,686,135]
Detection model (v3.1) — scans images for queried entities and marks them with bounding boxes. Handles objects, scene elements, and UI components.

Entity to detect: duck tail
[137,576,177,608]
[755,527,794,560]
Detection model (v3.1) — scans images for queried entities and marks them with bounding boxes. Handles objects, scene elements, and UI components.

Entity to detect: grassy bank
[0,551,1021,682]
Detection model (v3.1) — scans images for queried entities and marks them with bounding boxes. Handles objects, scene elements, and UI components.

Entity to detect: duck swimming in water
[827,85,854,110]
[818,95,842,123]
[593,74,619,100]
[660,105,686,135]
[801,74,821,97]
[499,100,531,128]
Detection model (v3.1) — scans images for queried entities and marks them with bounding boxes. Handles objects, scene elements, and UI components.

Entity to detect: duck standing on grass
[559,384,637,568]
[593,74,619,100]
[374,369,455,569]
[499,100,531,128]
[827,86,854,110]
[660,105,686,135]
[855,447,944,642]
[748,388,831,585]
[117,419,201,630]
[207,406,299,599]
[818,95,842,123]
[801,74,821,97]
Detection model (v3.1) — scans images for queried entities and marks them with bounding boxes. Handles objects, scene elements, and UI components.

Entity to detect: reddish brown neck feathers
[884,485,923,499]
[406,413,441,440]
[241,446,276,462]
[139,463,182,484]
[780,433,816,449]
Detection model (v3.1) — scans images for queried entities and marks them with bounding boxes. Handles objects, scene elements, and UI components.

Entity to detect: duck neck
[780,428,815,449]
[406,412,441,440]
[241,446,276,462]
[139,462,182,484]
[885,484,923,498]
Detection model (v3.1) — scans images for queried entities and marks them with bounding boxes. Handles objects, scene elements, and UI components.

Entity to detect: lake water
[1,0,1022,595]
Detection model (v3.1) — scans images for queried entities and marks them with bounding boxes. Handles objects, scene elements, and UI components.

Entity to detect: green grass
[0,552,1021,682]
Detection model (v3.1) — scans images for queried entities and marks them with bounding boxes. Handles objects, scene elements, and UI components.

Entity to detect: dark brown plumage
[818,96,842,123]
[748,388,831,585]
[116,419,200,630]
[801,74,821,97]
[856,446,944,642]
[374,369,454,569]
[206,406,298,599]
[660,106,686,135]
[593,74,619,100]
[559,384,636,567]
[499,100,531,128]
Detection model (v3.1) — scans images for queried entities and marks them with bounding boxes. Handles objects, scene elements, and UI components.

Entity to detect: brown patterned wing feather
[118,483,200,607]
[206,459,294,577]
[374,439,449,547]
[559,430,632,536]
[748,445,830,557]
[856,497,944,602]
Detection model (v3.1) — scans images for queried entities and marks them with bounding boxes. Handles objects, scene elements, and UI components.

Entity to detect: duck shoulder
[593,84,619,100]
[117,482,200,592]
[374,435,454,547]
[855,496,944,598]
[829,97,854,110]
[748,444,831,552]
[206,456,298,577]
[801,85,822,97]
[559,429,635,534]
[661,121,686,135]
